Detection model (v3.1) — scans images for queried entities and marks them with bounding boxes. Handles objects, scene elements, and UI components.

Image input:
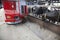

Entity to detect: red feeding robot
[2,0,28,24]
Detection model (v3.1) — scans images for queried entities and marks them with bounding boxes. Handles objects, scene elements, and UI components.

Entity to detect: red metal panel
[3,1,16,10]
[5,13,24,22]
[5,14,14,19]
[24,6,28,16]
[5,19,16,22]
[5,13,19,22]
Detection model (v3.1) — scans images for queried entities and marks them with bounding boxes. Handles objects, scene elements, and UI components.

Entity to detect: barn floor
[0,8,60,40]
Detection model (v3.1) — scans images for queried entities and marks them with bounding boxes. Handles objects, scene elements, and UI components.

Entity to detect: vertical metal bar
[18,0,20,14]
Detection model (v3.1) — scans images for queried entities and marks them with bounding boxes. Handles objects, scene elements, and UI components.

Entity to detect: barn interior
[0,0,60,40]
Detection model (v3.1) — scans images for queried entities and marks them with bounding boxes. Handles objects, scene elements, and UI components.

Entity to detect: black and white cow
[44,10,60,24]
[33,6,60,24]
[34,7,49,18]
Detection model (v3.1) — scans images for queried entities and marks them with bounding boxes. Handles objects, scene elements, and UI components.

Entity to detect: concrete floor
[0,8,60,40]
[0,23,42,40]
[0,8,5,25]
